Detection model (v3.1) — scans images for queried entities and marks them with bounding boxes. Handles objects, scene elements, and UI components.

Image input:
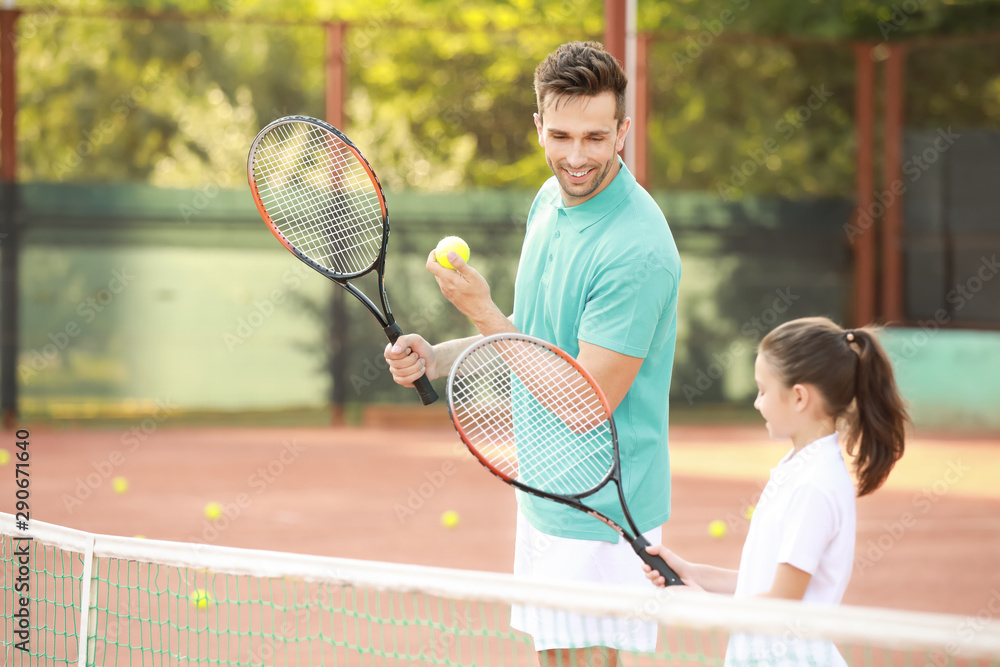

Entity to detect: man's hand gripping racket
[248,115,437,405]
[446,333,682,586]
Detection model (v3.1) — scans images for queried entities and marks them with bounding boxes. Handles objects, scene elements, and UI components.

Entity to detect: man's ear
[615,117,631,153]
[534,112,545,147]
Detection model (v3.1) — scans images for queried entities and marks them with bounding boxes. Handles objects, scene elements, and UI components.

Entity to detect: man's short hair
[533,41,628,126]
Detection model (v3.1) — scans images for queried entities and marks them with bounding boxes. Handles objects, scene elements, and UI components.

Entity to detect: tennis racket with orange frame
[247,115,437,405]
[447,333,682,585]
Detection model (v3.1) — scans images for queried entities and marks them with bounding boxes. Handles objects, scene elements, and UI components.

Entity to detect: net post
[76,534,96,667]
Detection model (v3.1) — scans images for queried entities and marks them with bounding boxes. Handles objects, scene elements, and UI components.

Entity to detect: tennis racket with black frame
[446,332,682,585]
[248,115,437,405]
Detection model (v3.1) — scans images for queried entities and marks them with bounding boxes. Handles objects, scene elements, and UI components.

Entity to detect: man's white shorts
[510,508,660,652]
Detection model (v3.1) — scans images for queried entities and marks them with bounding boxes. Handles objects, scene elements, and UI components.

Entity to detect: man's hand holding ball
[434,236,471,269]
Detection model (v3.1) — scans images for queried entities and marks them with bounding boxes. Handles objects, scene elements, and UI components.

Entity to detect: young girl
[645,317,908,666]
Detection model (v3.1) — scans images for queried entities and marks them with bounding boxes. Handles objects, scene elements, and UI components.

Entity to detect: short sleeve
[777,484,839,575]
[577,259,677,358]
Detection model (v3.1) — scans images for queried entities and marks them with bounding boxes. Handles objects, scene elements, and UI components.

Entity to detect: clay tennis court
[7,419,999,618]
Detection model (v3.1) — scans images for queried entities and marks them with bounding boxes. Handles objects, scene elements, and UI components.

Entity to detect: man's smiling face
[534,92,630,207]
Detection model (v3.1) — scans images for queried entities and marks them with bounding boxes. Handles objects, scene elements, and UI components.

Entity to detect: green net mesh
[3,514,999,667]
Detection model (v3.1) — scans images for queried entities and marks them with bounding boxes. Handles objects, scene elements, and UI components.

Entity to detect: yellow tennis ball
[440,510,460,529]
[708,519,728,539]
[112,477,129,494]
[435,236,470,270]
[744,505,756,521]
[204,502,223,521]
[0,449,9,465]
[189,589,213,609]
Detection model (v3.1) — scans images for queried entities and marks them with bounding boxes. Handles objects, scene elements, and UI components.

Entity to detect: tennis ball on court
[435,236,470,270]
[708,519,728,539]
[0,449,9,465]
[440,510,460,529]
[204,502,223,521]
[112,476,129,494]
[744,505,756,521]
[189,589,213,609]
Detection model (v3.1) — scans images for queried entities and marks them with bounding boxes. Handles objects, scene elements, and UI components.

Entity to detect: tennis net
[3,512,999,666]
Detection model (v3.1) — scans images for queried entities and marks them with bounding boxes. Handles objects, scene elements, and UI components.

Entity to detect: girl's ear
[791,383,811,412]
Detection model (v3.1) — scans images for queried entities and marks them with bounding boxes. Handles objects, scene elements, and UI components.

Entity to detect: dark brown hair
[759,317,908,496]
[533,41,627,125]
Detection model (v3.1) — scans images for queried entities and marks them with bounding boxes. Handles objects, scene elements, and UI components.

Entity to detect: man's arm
[575,341,643,413]
[426,250,517,338]
[385,314,518,386]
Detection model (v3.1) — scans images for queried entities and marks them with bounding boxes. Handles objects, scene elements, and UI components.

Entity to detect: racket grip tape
[383,323,439,406]
[631,535,684,587]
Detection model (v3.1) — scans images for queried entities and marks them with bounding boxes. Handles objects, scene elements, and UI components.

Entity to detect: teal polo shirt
[512,159,681,542]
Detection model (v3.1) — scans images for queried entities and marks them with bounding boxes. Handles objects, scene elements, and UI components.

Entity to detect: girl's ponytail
[844,329,907,496]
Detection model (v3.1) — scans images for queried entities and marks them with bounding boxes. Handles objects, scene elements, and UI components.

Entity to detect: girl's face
[753,353,799,440]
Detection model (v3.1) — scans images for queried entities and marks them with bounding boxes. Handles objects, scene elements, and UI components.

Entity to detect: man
[385,41,681,666]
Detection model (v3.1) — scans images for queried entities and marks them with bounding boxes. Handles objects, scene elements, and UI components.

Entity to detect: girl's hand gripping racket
[446,333,682,586]
[248,115,437,405]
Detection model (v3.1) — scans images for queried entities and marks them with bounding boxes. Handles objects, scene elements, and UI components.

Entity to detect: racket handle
[631,535,684,587]
[383,323,439,405]
[412,375,439,406]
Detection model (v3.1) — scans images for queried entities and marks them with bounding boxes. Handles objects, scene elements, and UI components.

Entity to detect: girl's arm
[643,546,739,594]
[757,563,812,600]
[688,563,739,595]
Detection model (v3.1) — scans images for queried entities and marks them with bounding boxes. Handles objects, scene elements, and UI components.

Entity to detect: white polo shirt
[725,432,857,667]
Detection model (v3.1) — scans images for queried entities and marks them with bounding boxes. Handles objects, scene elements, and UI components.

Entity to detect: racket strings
[255,137,378,263]
[257,123,383,262]
[255,123,382,272]
[252,121,385,276]
[451,341,614,496]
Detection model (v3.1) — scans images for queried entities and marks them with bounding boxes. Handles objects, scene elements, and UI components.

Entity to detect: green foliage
[638,0,1000,40]
[15,0,1000,196]
[648,40,858,198]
